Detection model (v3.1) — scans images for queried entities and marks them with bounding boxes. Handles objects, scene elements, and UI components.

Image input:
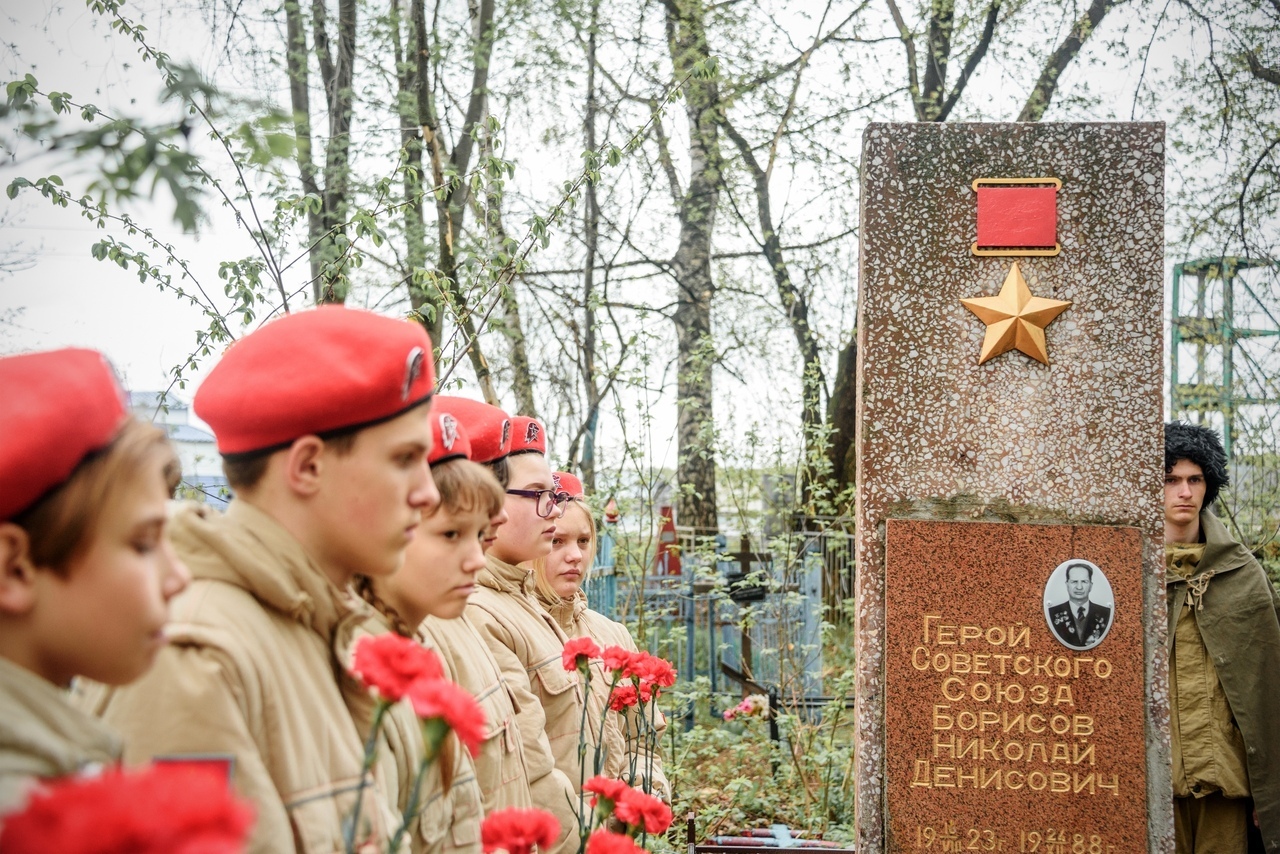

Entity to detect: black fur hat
[1164,421,1229,507]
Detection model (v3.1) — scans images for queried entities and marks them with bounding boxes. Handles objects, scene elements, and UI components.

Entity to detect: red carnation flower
[480,807,561,854]
[350,633,444,702]
[406,677,488,757]
[622,651,652,680]
[640,656,677,689]
[562,637,602,672]
[613,787,674,835]
[601,645,636,676]
[584,775,631,810]
[608,683,640,712]
[0,764,254,854]
[586,829,647,854]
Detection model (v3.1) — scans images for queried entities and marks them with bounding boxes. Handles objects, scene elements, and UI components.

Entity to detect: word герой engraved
[908,616,1118,798]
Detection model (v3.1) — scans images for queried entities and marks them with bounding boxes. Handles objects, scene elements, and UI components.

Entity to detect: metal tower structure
[1170,257,1280,460]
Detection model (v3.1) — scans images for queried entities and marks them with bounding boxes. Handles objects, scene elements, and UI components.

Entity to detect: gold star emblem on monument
[960,262,1071,365]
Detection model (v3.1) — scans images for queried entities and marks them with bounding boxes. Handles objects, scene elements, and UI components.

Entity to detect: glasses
[506,488,572,518]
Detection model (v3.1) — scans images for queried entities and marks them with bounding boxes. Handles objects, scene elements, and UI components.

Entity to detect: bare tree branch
[936,0,1001,121]
[1018,0,1124,121]
[1246,50,1280,87]
[886,0,923,120]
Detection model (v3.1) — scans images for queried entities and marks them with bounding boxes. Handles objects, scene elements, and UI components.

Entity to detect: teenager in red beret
[338,411,504,854]
[462,414,588,850]
[533,474,669,800]
[88,306,440,853]
[433,396,514,552]
[0,348,190,812]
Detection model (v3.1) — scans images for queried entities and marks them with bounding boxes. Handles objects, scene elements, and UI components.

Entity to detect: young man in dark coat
[1164,422,1280,854]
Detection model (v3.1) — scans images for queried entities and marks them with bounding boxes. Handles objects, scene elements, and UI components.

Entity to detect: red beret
[433,396,510,464]
[195,307,435,455]
[552,471,584,500]
[0,348,128,521]
[429,411,472,466]
[509,415,546,456]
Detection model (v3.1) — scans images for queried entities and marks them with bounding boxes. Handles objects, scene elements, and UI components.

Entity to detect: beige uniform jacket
[419,613,532,814]
[0,657,121,814]
[466,556,580,850]
[542,592,670,799]
[335,610,483,854]
[88,501,400,854]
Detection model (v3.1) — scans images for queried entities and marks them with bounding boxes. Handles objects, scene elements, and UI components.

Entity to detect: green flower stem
[576,661,592,845]
[389,719,445,854]
[644,690,660,795]
[345,699,390,854]
[592,672,621,783]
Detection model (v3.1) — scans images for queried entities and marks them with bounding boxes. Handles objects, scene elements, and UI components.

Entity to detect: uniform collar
[0,657,121,781]
[168,500,357,641]
[537,588,587,631]
[1196,510,1255,577]
[479,553,535,596]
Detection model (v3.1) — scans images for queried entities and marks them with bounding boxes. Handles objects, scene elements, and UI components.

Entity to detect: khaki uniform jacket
[88,501,400,854]
[419,613,532,814]
[1166,511,1280,853]
[466,556,580,850]
[0,658,121,814]
[541,592,670,799]
[335,610,483,854]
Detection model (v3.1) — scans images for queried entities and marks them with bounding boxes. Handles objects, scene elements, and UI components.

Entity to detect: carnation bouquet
[346,633,487,853]
[562,638,678,853]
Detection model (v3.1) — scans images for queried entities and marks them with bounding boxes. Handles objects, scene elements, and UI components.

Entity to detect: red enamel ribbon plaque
[971,177,1062,256]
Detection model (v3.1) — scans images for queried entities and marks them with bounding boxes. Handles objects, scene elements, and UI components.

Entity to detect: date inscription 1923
[912,822,1115,853]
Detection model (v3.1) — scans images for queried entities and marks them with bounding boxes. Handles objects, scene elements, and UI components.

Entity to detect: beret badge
[402,347,426,401]
[440,414,459,451]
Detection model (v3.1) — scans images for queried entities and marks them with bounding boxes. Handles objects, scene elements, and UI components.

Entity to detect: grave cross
[722,534,771,677]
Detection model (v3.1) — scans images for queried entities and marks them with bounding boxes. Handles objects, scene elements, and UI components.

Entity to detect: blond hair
[428,458,504,519]
[533,499,597,605]
[15,417,180,575]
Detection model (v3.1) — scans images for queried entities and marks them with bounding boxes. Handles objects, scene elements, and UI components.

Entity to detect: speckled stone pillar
[853,123,1170,853]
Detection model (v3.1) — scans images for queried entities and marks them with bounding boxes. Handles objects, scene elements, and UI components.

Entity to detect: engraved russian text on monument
[884,520,1147,853]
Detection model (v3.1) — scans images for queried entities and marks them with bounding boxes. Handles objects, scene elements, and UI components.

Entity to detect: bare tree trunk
[473,132,537,416]
[919,0,954,119]
[283,0,325,297]
[420,0,499,402]
[887,0,1001,122]
[664,0,721,532]
[392,0,439,353]
[826,335,858,502]
[580,0,603,492]
[405,0,444,346]
[722,120,825,499]
[307,0,358,302]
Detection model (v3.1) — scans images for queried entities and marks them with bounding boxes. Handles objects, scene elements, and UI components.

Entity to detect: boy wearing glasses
[457,413,580,851]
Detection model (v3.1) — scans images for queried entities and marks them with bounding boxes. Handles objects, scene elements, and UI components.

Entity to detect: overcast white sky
[0,0,260,396]
[0,0,1252,478]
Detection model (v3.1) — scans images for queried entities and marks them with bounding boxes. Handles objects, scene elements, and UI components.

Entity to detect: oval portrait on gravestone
[1043,559,1115,651]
